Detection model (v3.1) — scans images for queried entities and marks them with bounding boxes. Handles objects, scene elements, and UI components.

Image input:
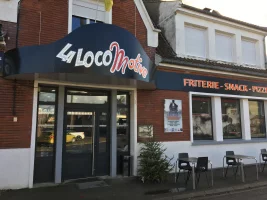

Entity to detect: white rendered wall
[0,0,19,23]
[137,141,267,171]
[174,11,266,68]
[0,148,30,189]
[159,9,266,69]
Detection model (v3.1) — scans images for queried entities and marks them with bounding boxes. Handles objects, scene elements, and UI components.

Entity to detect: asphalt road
[194,186,267,200]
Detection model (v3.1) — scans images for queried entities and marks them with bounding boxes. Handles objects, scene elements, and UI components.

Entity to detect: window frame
[192,96,214,141]
[249,100,266,138]
[221,98,242,140]
[184,24,208,59]
[215,31,234,62]
[241,37,257,66]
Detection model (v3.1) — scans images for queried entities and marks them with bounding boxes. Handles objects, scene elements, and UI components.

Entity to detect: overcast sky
[183,0,267,27]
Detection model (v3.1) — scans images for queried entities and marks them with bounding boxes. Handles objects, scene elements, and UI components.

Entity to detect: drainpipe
[16,0,22,48]
[264,36,267,69]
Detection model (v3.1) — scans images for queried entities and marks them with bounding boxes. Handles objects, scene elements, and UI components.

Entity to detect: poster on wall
[164,99,183,132]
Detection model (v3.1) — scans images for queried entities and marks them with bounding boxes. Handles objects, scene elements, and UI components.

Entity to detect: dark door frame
[62,88,111,181]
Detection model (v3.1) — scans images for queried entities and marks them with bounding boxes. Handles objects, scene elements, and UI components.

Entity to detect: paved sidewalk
[1,165,267,200]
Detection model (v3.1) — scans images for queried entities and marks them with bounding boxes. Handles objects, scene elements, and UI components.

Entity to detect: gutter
[160,58,267,79]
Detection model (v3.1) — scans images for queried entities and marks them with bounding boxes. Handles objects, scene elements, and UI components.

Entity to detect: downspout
[264,36,267,69]
[16,0,22,48]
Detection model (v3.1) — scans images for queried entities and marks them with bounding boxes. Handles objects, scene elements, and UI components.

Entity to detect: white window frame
[189,92,267,143]
[68,0,112,33]
[215,31,235,63]
[241,37,258,66]
[184,24,208,59]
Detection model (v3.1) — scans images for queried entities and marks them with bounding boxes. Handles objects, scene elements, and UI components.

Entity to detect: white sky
[183,0,267,27]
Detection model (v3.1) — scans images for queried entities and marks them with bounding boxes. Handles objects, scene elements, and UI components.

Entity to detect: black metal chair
[185,157,209,188]
[261,149,267,172]
[176,153,192,183]
[225,151,241,178]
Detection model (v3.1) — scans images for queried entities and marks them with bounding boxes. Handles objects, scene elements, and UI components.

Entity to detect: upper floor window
[185,25,207,58]
[216,32,234,62]
[72,16,87,31]
[242,38,257,65]
[72,15,101,31]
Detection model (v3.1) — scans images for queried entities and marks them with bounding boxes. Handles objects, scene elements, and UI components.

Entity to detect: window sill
[192,139,267,146]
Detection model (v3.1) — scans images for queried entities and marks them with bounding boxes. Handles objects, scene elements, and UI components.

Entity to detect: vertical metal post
[110,89,117,177]
[55,86,65,183]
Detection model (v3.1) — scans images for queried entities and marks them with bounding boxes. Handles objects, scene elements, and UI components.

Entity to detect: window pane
[117,93,129,175]
[72,16,87,31]
[36,105,56,157]
[67,90,108,104]
[249,101,266,138]
[192,97,213,140]
[216,33,233,62]
[39,87,56,102]
[242,39,256,65]
[221,98,242,139]
[185,25,206,58]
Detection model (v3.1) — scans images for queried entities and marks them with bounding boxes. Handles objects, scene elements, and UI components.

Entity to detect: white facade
[159,4,267,69]
[0,0,19,23]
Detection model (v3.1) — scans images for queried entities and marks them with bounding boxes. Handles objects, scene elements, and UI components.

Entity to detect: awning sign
[4,24,153,82]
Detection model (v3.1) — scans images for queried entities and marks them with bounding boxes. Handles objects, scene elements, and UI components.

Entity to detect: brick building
[1,0,267,190]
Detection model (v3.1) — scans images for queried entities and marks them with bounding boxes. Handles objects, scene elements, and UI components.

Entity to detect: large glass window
[117,92,130,174]
[192,97,213,140]
[221,98,242,139]
[36,87,57,157]
[249,100,266,138]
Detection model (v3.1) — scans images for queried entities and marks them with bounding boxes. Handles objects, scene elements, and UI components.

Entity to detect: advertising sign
[164,99,183,133]
[157,71,267,98]
[4,23,153,82]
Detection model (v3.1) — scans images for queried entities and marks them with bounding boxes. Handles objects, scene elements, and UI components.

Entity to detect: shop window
[185,25,207,58]
[192,97,213,140]
[36,87,57,157]
[221,98,242,139]
[249,100,266,138]
[117,92,130,174]
[215,32,234,62]
[242,38,257,65]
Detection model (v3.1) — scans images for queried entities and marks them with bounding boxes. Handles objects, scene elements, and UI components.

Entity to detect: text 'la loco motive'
[183,78,267,93]
[56,42,148,79]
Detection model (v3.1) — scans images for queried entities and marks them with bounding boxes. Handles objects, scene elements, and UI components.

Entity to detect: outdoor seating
[185,157,210,188]
[261,149,267,172]
[225,151,240,178]
[175,153,192,183]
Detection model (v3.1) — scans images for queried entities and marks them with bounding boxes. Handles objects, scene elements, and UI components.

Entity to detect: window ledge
[192,139,267,146]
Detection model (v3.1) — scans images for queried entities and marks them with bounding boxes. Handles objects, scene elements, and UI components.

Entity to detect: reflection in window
[192,97,213,140]
[72,16,87,31]
[36,87,57,158]
[117,92,130,174]
[249,100,266,138]
[67,90,108,104]
[221,98,242,139]
[39,87,56,102]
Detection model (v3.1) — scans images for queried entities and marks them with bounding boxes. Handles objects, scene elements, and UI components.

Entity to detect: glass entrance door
[63,109,109,180]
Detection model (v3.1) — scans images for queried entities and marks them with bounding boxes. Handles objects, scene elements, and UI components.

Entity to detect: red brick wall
[0,79,33,148]
[0,20,17,51]
[112,0,156,61]
[137,89,190,142]
[18,0,68,47]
